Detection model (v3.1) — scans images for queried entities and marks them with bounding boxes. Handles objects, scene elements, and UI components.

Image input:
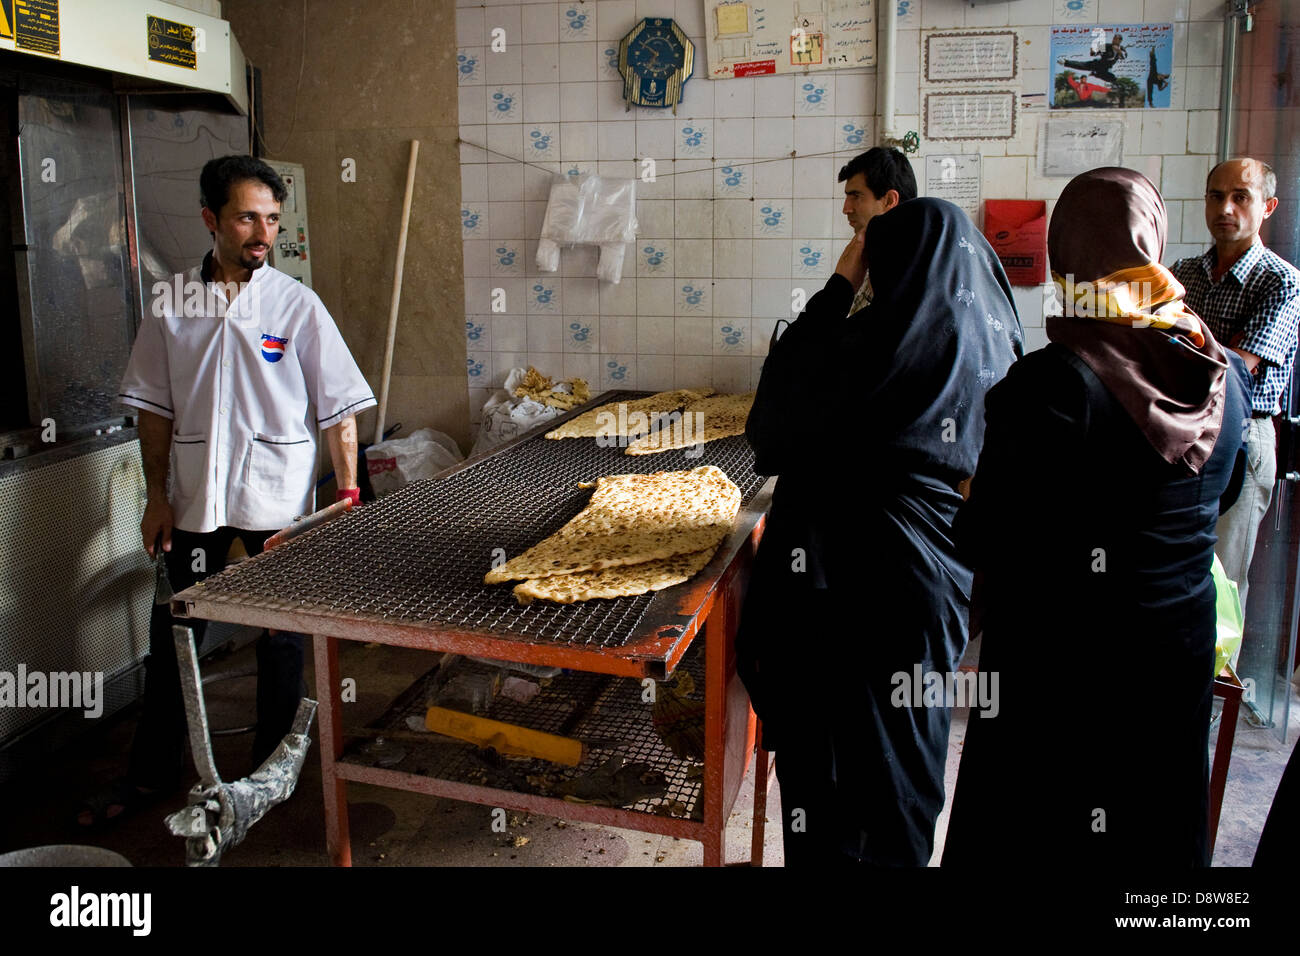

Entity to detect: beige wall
[224,0,469,457]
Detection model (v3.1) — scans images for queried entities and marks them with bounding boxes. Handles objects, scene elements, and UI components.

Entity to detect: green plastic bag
[1212,555,1243,678]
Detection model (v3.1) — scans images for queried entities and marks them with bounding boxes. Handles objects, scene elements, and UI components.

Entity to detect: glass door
[1229,0,1300,742]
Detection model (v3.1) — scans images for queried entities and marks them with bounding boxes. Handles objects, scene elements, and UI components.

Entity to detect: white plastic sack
[365,427,464,497]
[536,173,637,282]
[469,367,565,457]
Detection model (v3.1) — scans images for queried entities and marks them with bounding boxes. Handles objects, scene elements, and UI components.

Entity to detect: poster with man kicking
[1050,22,1172,109]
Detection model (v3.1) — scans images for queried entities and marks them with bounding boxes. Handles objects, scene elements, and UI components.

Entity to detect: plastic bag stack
[536,173,638,283]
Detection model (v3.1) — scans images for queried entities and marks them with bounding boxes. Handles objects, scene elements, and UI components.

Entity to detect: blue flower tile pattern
[490,89,519,119]
[680,284,707,313]
[601,47,620,78]
[605,359,629,382]
[795,244,827,277]
[642,245,669,273]
[466,319,485,344]
[563,7,593,39]
[798,81,829,114]
[490,244,520,277]
[838,121,868,151]
[528,127,555,153]
[567,321,595,351]
[679,125,709,157]
[718,323,746,353]
[531,283,558,312]
[461,207,484,234]
[457,50,481,84]
[716,165,747,196]
[467,355,487,380]
[757,203,789,236]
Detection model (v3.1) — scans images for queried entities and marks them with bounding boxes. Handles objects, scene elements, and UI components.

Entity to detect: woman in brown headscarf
[942,167,1251,867]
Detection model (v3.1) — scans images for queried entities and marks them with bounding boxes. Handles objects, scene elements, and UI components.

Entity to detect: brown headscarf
[1047,167,1229,473]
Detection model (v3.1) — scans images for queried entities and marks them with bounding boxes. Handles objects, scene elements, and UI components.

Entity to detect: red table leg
[1208,676,1243,860]
[750,741,771,866]
[702,597,727,867]
[313,633,351,866]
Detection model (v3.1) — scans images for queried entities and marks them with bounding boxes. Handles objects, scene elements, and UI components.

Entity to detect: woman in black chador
[737,197,1024,865]
[942,167,1250,867]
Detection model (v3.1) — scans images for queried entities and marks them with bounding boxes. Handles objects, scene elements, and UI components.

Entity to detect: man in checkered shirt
[1173,158,1300,612]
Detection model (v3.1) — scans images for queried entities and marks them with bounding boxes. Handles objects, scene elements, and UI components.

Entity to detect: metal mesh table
[172,391,773,865]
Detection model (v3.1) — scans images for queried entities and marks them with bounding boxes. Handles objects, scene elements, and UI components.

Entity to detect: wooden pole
[374,139,420,445]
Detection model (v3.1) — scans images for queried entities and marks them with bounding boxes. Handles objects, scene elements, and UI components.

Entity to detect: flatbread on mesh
[624,392,756,456]
[544,388,716,440]
[483,465,741,584]
[512,547,718,604]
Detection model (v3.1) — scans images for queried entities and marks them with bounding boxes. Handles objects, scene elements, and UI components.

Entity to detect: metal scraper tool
[153,532,173,605]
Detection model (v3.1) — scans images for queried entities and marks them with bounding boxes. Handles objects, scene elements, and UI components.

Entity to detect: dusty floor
[0,635,1294,868]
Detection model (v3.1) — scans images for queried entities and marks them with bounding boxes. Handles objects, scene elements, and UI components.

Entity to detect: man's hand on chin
[835,229,867,290]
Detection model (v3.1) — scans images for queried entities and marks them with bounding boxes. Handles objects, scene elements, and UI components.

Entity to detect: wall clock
[618,18,695,114]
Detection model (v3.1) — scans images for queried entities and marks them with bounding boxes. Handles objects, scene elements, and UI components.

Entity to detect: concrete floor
[1,636,1294,867]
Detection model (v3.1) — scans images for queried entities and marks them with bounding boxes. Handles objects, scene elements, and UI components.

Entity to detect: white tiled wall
[458,0,1223,419]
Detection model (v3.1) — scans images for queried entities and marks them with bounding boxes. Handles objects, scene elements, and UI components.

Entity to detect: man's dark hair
[837,147,918,203]
[200,155,288,215]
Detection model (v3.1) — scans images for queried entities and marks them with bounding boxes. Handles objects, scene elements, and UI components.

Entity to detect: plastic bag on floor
[1212,554,1244,677]
[365,428,464,497]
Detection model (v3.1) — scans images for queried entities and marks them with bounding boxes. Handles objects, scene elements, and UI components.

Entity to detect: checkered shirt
[1173,239,1300,416]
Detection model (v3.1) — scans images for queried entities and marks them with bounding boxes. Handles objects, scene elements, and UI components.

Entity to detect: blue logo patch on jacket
[260,333,288,363]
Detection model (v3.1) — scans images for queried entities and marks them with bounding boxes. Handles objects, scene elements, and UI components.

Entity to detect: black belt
[1252,411,1274,419]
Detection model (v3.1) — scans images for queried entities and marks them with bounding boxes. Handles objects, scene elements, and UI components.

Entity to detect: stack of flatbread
[513,366,591,410]
[485,465,741,605]
[544,388,715,440]
[625,392,755,456]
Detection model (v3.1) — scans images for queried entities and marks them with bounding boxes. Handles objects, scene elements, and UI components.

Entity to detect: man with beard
[79,156,375,827]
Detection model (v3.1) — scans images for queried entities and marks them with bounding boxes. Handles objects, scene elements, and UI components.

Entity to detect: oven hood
[1,0,247,113]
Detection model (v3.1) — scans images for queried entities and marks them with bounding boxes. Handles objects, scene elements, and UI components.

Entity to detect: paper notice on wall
[1040,118,1124,177]
[925,154,981,223]
[924,31,1017,83]
[705,0,876,79]
[924,90,1017,140]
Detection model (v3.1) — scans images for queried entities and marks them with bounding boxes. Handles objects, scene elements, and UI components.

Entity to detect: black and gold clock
[618,18,695,114]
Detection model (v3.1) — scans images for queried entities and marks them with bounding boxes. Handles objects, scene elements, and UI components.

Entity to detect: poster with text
[704,0,876,79]
[1050,22,1172,110]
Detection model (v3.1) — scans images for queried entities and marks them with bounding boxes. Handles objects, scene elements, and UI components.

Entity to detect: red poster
[984,199,1047,286]
[734,60,776,77]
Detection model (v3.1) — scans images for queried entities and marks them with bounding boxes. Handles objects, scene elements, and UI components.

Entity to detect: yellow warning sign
[15,0,59,56]
[0,1,14,41]
[147,15,196,70]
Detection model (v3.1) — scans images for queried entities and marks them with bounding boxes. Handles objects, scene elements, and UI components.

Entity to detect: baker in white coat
[80,156,375,827]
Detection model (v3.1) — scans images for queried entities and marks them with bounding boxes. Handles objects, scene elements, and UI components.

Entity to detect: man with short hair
[1173,158,1300,612]
[838,147,918,315]
[79,155,375,826]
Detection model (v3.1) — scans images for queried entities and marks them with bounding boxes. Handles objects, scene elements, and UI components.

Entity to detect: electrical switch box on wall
[265,160,312,288]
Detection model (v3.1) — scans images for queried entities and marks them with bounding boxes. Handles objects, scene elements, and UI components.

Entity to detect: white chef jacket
[120,255,376,533]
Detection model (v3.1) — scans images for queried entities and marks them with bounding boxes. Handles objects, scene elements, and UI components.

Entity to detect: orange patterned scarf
[1052,262,1205,347]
